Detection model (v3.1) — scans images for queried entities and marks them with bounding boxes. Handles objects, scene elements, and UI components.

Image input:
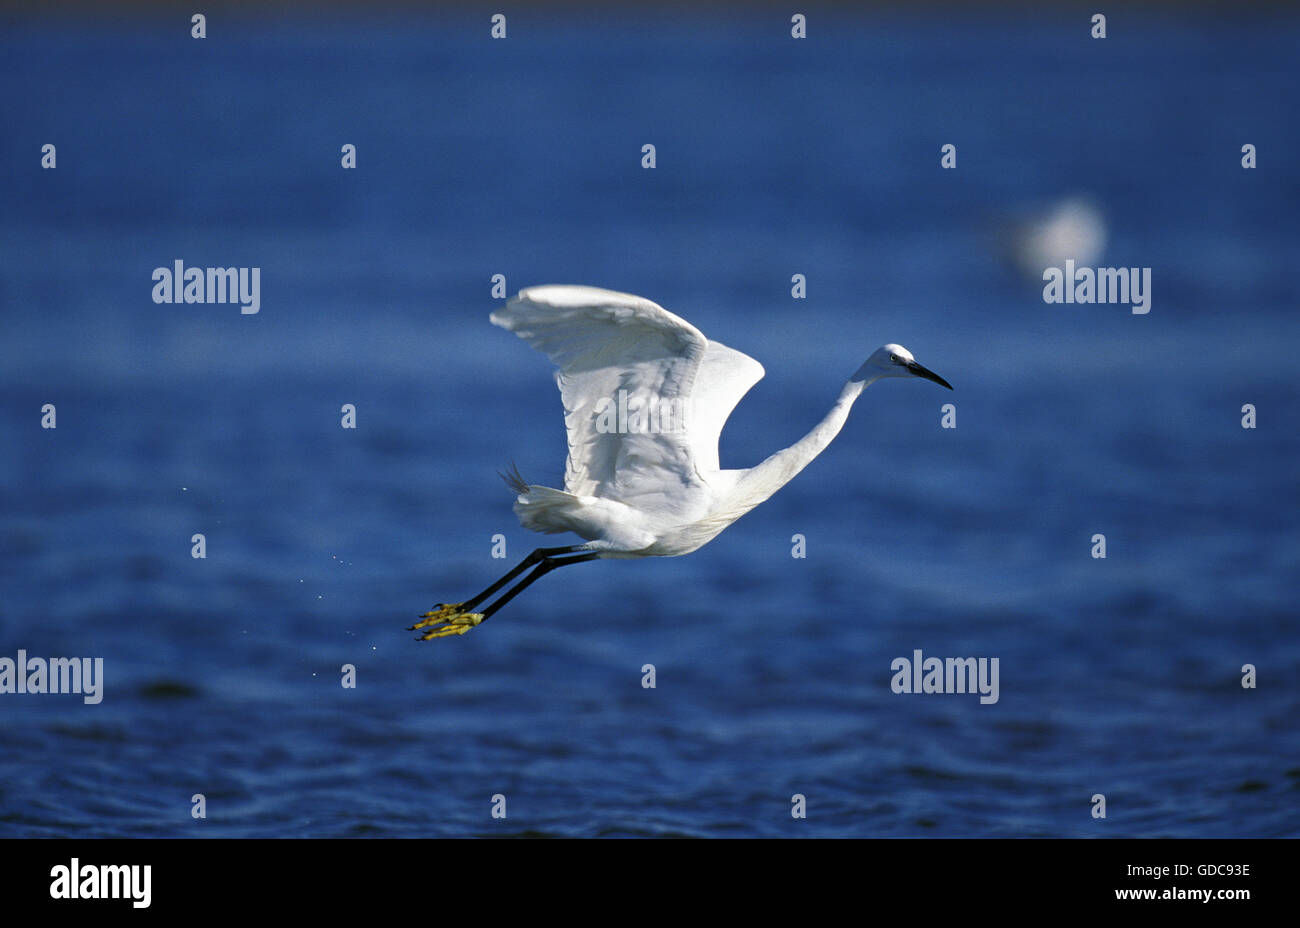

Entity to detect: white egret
[413,285,952,639]
[1005,195,1107,280]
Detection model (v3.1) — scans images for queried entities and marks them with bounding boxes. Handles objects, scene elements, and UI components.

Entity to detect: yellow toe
[416,613,485,640]
[411,602,467,629]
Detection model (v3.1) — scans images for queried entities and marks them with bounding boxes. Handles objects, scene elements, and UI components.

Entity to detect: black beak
[906,360,953,390]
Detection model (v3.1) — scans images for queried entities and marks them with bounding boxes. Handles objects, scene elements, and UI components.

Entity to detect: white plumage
[491,285,947,557]
[412,284,952,637]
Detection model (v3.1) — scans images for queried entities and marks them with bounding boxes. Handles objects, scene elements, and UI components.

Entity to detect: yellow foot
[411,603,468,630]
[415,612,485,640]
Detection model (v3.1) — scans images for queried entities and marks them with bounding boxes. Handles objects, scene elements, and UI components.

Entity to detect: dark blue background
[1,7,1297,836]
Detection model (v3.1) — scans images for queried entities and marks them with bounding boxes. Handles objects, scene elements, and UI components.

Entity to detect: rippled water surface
[1,8,1298,836]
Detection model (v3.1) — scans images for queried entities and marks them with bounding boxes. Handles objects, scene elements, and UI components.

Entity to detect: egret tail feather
[500,461,530,496]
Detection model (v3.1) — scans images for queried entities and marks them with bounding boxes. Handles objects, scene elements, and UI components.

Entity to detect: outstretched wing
[490,285,764,511]
[689,339,765,474]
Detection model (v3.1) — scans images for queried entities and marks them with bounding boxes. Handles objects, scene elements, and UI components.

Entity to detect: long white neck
[728,376,871,513]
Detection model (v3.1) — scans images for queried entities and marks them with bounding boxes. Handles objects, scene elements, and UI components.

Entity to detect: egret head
[852,344,953,389]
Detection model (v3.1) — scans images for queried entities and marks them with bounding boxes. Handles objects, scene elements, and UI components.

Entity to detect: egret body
[413,285,951,639]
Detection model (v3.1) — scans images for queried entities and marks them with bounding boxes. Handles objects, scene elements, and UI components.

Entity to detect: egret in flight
[413,285,951,639]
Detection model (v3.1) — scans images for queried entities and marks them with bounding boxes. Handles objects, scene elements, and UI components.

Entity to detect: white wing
[490,285,764,511]
[690,339,765,474]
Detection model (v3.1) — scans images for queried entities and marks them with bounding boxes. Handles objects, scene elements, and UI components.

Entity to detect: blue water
[2,8,1298,837]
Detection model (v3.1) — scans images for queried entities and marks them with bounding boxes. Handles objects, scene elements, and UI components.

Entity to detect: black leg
[458,545,583,611]
[478,552,601,622]
[412,545,596,637]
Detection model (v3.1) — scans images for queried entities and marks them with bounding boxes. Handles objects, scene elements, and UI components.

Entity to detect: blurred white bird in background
[1005,195,1108,281]
[413,285,952,639]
